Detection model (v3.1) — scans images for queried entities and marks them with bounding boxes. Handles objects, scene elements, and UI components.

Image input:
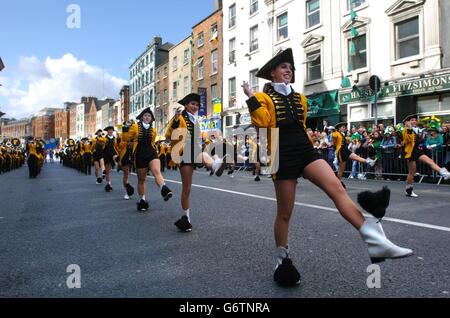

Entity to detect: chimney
[214,0,223,10]
[153,36,162,46]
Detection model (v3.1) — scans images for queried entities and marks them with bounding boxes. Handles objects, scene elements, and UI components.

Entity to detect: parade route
[1,163,449,298]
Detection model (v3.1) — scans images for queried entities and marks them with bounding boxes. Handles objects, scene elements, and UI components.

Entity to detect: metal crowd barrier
[316,145,450,185]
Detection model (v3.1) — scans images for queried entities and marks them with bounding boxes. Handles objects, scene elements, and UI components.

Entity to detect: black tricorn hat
[403,114,418,123]
[178,93,201,106]
[104,126,115,131]
[256,48,296,83]
[96,129,103,134]
[136,107,155,121]
[335,122,348,130]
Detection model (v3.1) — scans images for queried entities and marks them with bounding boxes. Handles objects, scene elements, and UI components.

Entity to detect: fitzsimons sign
[339,73,450,104]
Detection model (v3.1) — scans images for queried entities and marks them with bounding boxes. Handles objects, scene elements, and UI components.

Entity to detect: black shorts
[273,147,322,181]
[337,147,352,164]
[121,150,132,167]
[135,150,158,169]
[104,155,116,165]
[93,151,104,162]
[408,146,425,162]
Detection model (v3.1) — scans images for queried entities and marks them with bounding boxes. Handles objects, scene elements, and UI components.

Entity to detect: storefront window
[350,105,368,121]
[417,96,439,113]
[371,102,393,118]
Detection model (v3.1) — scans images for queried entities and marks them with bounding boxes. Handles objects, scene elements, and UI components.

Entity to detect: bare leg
[137,168,148,198]
[105,163,111,183]
[418,154,442,173]
[122,165,130,188]
[303,160,365,229]
[337,162,346,180]
[94,161,100,177]
[406,160,416,186]
[273,179,297,248]
[349,153,369,164]
[149,159,164,187]
[180,165,194,211]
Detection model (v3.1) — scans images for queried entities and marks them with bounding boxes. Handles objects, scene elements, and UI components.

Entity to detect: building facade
[32,108,58,141]
[129,36,173,119]
[119,85,130,123]
[192,7,223,136]
[0,119,31,140]
[54,109,68,141]
[168,36,193,124]
[155,62,170,135]
[222,0,271,137]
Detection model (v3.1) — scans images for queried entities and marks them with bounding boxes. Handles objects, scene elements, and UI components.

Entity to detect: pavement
[0,162,449,298]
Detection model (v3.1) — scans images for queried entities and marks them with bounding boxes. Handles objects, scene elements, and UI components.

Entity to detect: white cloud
[0,54,127,119]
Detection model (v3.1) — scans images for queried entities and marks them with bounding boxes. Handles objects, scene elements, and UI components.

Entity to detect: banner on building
[198,88,207,117]
[212,98,222,115]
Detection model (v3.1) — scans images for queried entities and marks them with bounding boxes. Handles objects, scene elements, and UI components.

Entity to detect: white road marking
[130,173,450,233]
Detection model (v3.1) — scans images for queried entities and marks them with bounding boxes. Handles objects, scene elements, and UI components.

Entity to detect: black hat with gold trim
[402,114,418,123]
[335,122,348,130]
[178,93,201,106]
[104,126,115,132]
[136,107,155,121]
[256,48,296,83]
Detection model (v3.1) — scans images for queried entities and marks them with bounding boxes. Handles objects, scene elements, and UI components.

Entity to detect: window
[163,89,168,104]
[250,0,258,15]
[306,0,320,29]
[211,84,218,101]
[349,34,367,70]
[395,17,419,60]
[172,82,178,100]
[229,4,236,28]
[146,55,149,65]
[184,49,190,65]
[211,23,218,41]
[348,0,366,10]
[149,89,154,105]
[163,66,168,78]
[277,13,288,42]
[229,38,236,63]
[249,69,259,93]
[184,76,190,96]
[197,57,204,80]
[250,25,259,52]
[156,92,160,106]
[173,56,177,71]
[211,50,218,75]
[306,50,321,82]
[150,52,154,63]
[198,32,204,47]
[229,77,236,108]
[150,68,154,83]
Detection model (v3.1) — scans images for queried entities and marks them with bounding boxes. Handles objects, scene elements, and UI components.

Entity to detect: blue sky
[0,0,215,118]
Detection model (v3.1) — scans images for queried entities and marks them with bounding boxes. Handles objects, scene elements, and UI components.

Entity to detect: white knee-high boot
[359,218,413,263]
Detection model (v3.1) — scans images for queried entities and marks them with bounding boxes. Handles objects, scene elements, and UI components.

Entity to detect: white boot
[359,218,413,263]
[440,167,450,181]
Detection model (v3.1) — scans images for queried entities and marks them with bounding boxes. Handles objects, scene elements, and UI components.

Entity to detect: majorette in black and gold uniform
[245,80,320,181]
[332,124,352,164]
[118,120,136,199]
[132,107,173,212]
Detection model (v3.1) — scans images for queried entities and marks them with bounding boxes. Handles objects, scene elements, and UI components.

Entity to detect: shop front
[339,70,450,128]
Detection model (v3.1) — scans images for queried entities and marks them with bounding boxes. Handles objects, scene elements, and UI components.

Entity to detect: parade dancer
[26,140,39,178]
[131,107,173,212]
[118,120,136,200]
[92,130,106,185]
[242,48,413,287]
[82,138,93,176]
[103,126,119,192]
[165,93,227,232]
[402,114,450,197]
[332,123,376,185]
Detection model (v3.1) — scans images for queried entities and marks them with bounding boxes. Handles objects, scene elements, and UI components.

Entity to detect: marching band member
[165,93,226,232]
[403,114,450,197]
[118,120,136,200]
[242,48,413,287]
[131,107,173,212]
[92,130,106,185]
[103,126,119,192]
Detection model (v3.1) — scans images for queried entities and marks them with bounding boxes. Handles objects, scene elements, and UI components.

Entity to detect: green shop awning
[307,90,340,118]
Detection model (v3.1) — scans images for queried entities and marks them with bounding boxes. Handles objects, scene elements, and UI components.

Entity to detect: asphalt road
[0,162,449,298]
